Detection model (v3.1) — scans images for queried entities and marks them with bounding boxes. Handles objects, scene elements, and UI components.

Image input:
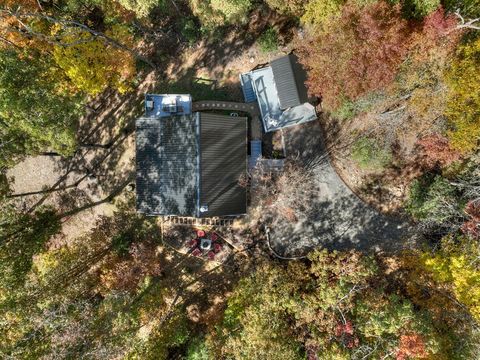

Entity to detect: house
[136,107,247,218]
[240,53,317,132]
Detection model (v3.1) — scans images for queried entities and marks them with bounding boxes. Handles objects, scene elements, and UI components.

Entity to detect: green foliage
[189,0,252,27]
[186,337,211,360]
[181,19,199,46]
[332,92,385,121]
[116,0,166,18]
[209,250,454,358]
[406,174,458,222]
[301,0,346,28]
[401,0,440,18]
[351,136,392,170]
[265,0,306,16]
[257,26,279,53]
[443,0,480,18]
[0,50,83,166]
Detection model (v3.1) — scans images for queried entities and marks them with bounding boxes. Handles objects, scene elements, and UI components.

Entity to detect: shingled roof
[135,113,247,217]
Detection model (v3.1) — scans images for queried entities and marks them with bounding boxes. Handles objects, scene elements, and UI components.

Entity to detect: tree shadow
[268,121,417,256]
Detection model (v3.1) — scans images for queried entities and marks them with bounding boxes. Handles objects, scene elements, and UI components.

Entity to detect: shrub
[402,0,441,18]
[257,27,278,53]
[181,19,199,46]
[406,174,457,222]
[190,0,253,27]
[351,136,392,170]
[116,0,166,18]
[265,0,306,16]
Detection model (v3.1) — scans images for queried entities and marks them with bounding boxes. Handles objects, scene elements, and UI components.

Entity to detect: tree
[421,236,480,322]
[207,250,455,358]
[444,37,480,153]
[298,1,411,110]
[265,0,306,17]
[406,174,459,224]
[116,0,165,18]
[189,0,252,27]
[301,0,346,29]
[417,133,461,170]
[0,49,84,166]
[53,25,136,95]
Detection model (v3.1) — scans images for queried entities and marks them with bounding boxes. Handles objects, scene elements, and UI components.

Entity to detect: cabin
[240,53,317,132]
[136,100,247,217]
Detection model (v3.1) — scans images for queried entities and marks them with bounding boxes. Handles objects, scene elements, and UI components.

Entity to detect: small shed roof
[270,54,309,110]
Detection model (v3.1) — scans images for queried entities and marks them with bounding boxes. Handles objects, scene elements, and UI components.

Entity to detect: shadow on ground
[268,121,418,256]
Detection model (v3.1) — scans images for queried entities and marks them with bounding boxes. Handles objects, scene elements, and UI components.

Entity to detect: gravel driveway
[268,121,417,256]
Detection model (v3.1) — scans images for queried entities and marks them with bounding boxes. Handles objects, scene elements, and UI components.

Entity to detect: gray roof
[135,113,247,217]
[199,113,247,217]
[136,115,198,216]
[270,54,309,110]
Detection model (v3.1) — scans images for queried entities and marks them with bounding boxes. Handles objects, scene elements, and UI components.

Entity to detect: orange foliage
[417,133,461,169]
[396,333,428,360]
[462,200,480,239]
[298,1,411,109]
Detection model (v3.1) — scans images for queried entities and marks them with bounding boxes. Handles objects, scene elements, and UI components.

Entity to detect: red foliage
[417,133,461,169]
[396,334,428,360]
[335,321,359,348]
[422,7,457,38]
[298,1,411,109]
[462,200,480,239]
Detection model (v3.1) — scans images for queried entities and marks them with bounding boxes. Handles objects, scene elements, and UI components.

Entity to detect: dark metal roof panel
[270,54,309,110]
[199,113,247,217]
[135,115,198,216]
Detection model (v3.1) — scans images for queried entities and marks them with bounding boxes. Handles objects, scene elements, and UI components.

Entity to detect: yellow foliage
[421,241,480,322]
[53,25,136,95]
[445,37,480,153]
[301,0,345,28]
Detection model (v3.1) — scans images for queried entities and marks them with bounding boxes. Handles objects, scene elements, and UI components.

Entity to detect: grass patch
[351,136,392,170]
[257,26,279,53]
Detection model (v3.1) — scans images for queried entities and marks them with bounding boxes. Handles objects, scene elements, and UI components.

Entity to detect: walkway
[192,100,260,116]
[267,121,417,256]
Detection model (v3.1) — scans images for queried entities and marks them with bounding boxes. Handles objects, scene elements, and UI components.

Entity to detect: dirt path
[267,121,418,256]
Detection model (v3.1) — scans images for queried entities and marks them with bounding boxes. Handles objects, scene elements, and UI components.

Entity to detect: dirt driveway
[268,121,417,256]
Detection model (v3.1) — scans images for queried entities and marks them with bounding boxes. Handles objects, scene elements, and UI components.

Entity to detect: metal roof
[270,54,309,110]
[199,113,247,217]
[136,115,198,216]
[135,112,247,217]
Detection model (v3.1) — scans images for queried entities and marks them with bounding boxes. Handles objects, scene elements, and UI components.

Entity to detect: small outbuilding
[240,53,317,132]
